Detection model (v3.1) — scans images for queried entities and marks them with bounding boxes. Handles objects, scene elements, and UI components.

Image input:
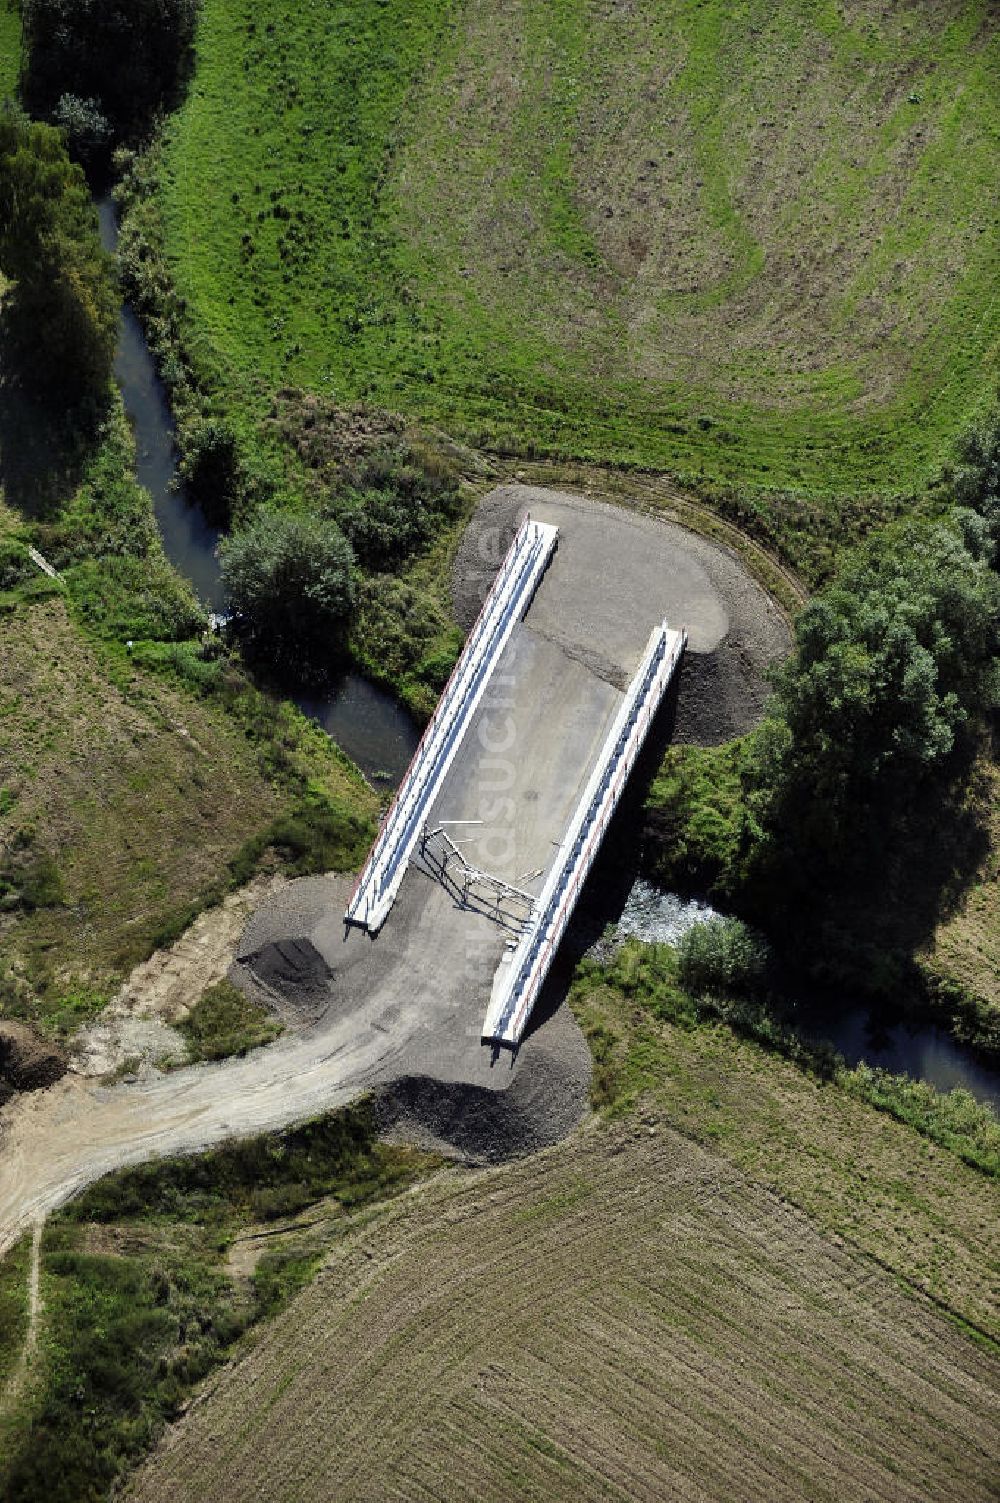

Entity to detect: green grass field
[156,0,999,503]
[0,1,19,100]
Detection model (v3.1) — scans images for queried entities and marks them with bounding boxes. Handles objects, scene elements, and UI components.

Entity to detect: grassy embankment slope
[155,0,999,567]
[0,6,377,1042]
[0,420,377,1038]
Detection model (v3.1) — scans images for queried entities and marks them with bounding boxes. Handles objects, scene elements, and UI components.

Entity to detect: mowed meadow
[155,0,1000,503]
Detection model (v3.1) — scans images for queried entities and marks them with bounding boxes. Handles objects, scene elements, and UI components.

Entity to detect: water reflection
[614,879,1000,1109]
[797,1003,1000,1112]
[295,678,417,787]
[97,197,225,609]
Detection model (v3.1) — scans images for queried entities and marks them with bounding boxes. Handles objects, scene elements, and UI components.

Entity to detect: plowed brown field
[129,1118,998,1503]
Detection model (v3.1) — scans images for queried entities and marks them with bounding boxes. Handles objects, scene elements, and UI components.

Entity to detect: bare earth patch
[70,875,286,1079]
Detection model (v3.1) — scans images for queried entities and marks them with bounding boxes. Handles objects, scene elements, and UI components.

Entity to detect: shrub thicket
[675,917,770,999]
[327,442,463,572]
[0,109,116,410]
[219,510,356,685]
[949,405,1000,567]
[177,416,243,525]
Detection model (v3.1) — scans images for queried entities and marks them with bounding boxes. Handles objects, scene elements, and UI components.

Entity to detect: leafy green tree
[767,519,996,784]
[220,510,356,684]
[52,93,112,167]
[0,109,117,409]
[744,514,999,967]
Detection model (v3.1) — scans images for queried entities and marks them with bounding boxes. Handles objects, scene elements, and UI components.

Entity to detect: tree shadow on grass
[804,738,995,994]
[0,357,106,521]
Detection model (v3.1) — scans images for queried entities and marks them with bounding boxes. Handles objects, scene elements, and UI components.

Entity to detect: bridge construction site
[346,509,686,1049]
[0,484,789,1251]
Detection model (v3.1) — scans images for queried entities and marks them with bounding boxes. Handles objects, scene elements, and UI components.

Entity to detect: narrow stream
[97,197,998,1109]
[96,196,419,786]
[613,880,1000,1109]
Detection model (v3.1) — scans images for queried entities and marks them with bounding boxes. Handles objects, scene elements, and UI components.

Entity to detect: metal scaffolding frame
[419,825,537,933]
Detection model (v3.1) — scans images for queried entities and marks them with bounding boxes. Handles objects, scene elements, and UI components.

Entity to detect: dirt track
[0,489,790,1255]
[126,1118,999,1503]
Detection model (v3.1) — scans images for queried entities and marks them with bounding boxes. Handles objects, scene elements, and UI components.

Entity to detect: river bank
[87,189,1000,1124]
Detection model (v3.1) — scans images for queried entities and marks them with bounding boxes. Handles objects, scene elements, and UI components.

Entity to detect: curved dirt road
[0,488,790,1257]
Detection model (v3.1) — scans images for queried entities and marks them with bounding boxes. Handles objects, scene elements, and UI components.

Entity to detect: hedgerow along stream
[97,196,419,787]
[96,199,999,1111]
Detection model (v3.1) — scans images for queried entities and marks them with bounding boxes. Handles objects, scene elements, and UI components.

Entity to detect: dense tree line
[753,509,998,885]
[752,505,997,977]
[22,0,199,162]
[0,109,116,410]
[648,451,1000,995]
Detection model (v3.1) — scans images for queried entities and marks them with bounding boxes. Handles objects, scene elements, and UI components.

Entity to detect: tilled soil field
[128,1118,998,1503]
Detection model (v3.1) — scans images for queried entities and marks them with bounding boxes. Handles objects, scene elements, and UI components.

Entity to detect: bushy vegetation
[219,509,356,685]
[675,917,770,999]
[754,514,998,879]
[176,415,243,525]
[643,741,748,902]
[22,0,199,155]
[327,441,464,572]
[51,92,111,168]
[176,977,281,1064]
[0,109,116,412]
[0,1103,437,1503]
[839,1064,999,1178]
[949,404,1000,566]
[74,1101,417,1224]
[351,571,462,719]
